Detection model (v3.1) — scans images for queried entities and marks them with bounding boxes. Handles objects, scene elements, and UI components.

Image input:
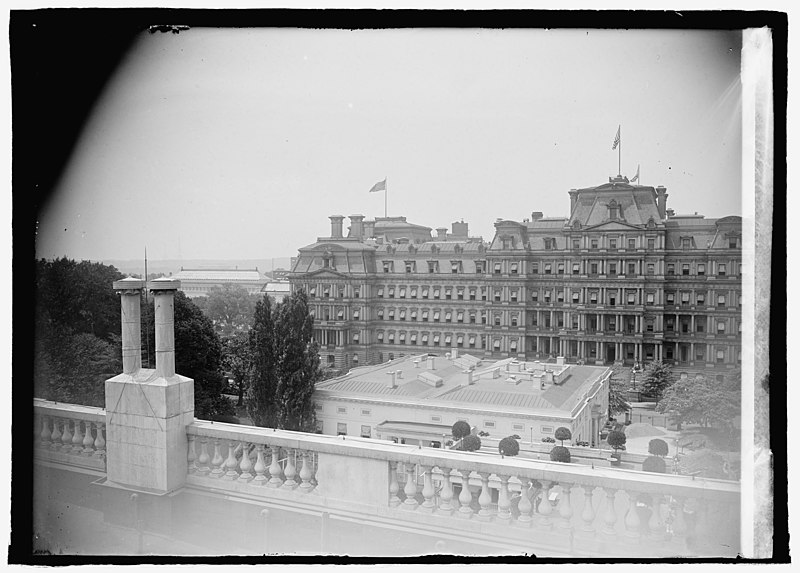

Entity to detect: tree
[246,290,321,432]
[648,438,669,457]
[451,421,471,441]
[202,284,261,336]
[460,435,481,452]
[549,445,571,463]
[608,367,632,417]
[143,291,234,420]
[642,456,667,474]
[607,430,627,452]
[641,360,674,402]
[221,331,252,407]
[498,437,520,457]
[554,427,572,446]
[656,370,741,438]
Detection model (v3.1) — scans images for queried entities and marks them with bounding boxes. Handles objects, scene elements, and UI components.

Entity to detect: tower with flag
[612,125,621,176]
[370,177,388,217]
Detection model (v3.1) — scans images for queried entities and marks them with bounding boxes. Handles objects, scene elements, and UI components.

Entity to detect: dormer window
[427,261,438,274]
[682,237,692,249]
[382,261,393,273]
[451,261,462,274]
[572,239,580,250]
[729,237,738,249]
[502,237,513,250]
[474,260,485,274]
[608,200,620,220]
[405,261,415,273]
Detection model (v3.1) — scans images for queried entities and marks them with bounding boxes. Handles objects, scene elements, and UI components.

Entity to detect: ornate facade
[289,176,741,379]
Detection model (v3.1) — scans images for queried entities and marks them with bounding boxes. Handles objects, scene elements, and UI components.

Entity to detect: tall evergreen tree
[247,295,278,427]
[641,360,674,402]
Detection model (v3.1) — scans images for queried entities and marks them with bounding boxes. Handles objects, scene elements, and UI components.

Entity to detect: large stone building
[288,176,741,379]
[172,267,268,298]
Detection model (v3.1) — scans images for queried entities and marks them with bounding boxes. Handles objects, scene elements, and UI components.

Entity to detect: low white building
[261,280,291,304]
[313,351,611,448]
[172,267,267,298]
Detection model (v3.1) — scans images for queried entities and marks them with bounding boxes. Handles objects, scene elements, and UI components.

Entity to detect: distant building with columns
[288,175,741,380]
[172,267,268,298]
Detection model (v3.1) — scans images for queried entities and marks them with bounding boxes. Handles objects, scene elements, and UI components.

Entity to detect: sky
[35,27,743,262]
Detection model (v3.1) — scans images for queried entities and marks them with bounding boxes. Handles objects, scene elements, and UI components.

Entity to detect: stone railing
[34,399,107,473]
[185,420,740,557]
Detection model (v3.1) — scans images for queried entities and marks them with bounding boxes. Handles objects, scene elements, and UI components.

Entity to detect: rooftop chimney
[363,219,376,239]
[655,186,668,219]
[426,356,436,370]
[348,214,365,239]
[387,371,397,389]
[464,369,474,385]
[113,277,145,375]
[436,227,448,240]
[531,211,544,220]
[451,347,458,360]
[451,220,468,238]
[149,277,181,379]
[329,215,345,239]
[396,370,403,380]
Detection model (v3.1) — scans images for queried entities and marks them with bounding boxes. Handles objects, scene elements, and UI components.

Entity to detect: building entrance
[606,346,616,363]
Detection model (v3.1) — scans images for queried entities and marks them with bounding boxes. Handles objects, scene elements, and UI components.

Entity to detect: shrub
[452,420,471,440]
[541,436,556,444]
[554,427,572,445]
[642,456,667,474]
[648,438,669,457]
[550,445,571,463]
[498,437,520,457]
[575,440,590,447]
[460,434,482,452]
[510,434,521,440]
[607,430,627,451]
[478,430,490,437]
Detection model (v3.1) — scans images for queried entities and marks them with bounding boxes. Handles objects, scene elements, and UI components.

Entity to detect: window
[445,288,452,300]
[494,262,502,274]
[591,239,599,249]
[352,333,360,343]
[647,263,655,275]
[510,262,519,275]
[513,423,524,431]
[378,309,385,319]
[410,333,417,344]
[445,311,452,323]
[484,421,495,428]
[718,294,726,307]
[428,261,438,274]
[337,406,347,414]
[628,292,636,304]
[315,420,323,434]
[697,321,705,333]
[494,289,501,302]
[494,314,501,326]
[399,309,406,321]
[682,238,692,249]
[388,332,395,343]
[589,291,597,304]
[399,288,406,298]
[628,238,636,249]
[360,425,371,438]
[354,288,360,298]
[717,321,726,334]
[646,292,655,304]
[444,334,452,345]
[482,312,488,324]
[510,290,518,302]
[511,315,518,327]
[323,287,330,298]
[667,264,675,276]
[388,309,395,320]
[572,292,580,303]
[665,318,674,332]
[590,263,598,275]
[729,237,738,248]
[457,289,464,300]
[422,288,429,299]
[378,332,384,342]
[410,310,417,321]
[571,315,579,329]
[682,264,690,276]
[457,335,464,347]
[469,336,476,347]
[399,332,406,343]
[696,348,704,361]
[309,287,317,297]
[716,349,725,363]
[337,309,344,320]
[532,263,539,274]
[541,426,554,434]
[383,261,392,273]
[557,263,565,274]
[481,288,487,301]
[433,311,440,322]
[493,339,501,350]
[666,292,675,304]
[422,334,429,344]
[337,423,347,436]
[405,263,413,274]
[353,309,360,320]
[609,263,617,276]
[648,238,655,249]
[544,291,551,303]
[718,264,727,276]
[422,310,429,321]
[698,264,705,276]
[573,263,580,275]
[469,312,476,324]
[433,288,441,299]
[628,262,636,275]
[556,290,564,303]
[410,287,417,298]
[697,293,705,306]
[646,320,654,333]
[609,238,617,249]
[573,239,580,250]
[544,263,552,275]
[681,292,690,303]
[430,415,442,423]
[451,262,461,274]
[475,261,484,274]
[457,311,464,323]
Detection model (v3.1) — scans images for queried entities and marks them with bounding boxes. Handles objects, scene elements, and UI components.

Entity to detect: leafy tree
[498,436,520,457]
[656,370,741,438]
[202,284,261,336]
[608,367,632,417]
[641,360,674,402]
[451,421,471,441]
[221,331,252,407]
[607,430,627,451]
[642,456,667,473]
[648,438,669,457]
[460,435,481,452]
[554,427,572,445]
[143,291,234,420]
[246,290,321,432]
[549,445,571,463]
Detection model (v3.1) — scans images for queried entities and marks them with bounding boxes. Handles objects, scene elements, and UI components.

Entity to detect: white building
[172,267,267,298]
[313,351,611,448]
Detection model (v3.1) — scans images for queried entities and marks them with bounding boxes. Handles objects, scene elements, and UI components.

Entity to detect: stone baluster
[82,421,95,455]
[537,480,554,529]
[517,479,533,525]
[282,449,298,490]
[268,446,283,487]
[388,461,401,507]
[298,451,314,492]
[71,419,84,453]
[93,423,105,459]
[496,475,512,522]
[238,442,254,482]
[196,437,211,476]
[252,444,268,484]
[648,494,666,540]
[39,415,51,447]
[50,418,62,450]
[601,488,618,535]
[477,472,493,520]
[61,418,73,451]
[670,496,688,542]
[210,438,225,478]
[581,486,596,533]
[457,472,474,518]
[558,483,574,529]
[419,465,435,512]
[692,498,710,548]
[223,440,239,480]
[186,434,197,474]
[438,467,454,515]
[403,463,418,508]
[624,491,641,540]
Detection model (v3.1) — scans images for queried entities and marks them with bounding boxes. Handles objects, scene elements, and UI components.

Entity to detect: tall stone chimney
[436,227,448,240]
[349,214,365,239]
[451,220,468,238]
[655,186,668,219]
[387,371,397,389]
[568,190,578,215]
[363,219,376,239]
[329,215,345,239]
[150,277,181,379]
[113,277,145,375]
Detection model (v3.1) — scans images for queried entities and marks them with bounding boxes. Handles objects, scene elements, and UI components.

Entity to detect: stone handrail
[34,399,107,471]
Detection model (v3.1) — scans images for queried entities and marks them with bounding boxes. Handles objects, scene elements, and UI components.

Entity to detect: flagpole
[385,177,388,218]
[618,126,621,176]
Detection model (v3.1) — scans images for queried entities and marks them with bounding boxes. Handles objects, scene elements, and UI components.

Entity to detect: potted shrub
[642,456,667,473]
[554,427,572,446]
[451,420,471,441]
[550,445,571,463]
[460,434,482,452]
[542,436,555,444]
[648,438,669,457]
[607,430,627,465]
[498,436,520,458]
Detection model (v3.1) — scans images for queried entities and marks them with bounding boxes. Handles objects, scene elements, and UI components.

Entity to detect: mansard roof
[568,183,663,228]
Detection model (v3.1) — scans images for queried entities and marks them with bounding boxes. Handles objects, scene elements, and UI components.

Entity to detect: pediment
[583,220,643,232]
[301,268,350,279]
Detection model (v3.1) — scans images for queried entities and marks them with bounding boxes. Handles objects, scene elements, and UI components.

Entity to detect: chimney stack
[655,186,668,219]
[149,277,181,379]
[329,215,345,239]
[396,370,403,380]
[113,277,145,375]
[387,371,397,389]
[348,214,365,239]
[363,219,376,239]
[452,347,458,360]
[451,220,468,238]
[464,369,475,385]
[426,356,436,370]
[436,227,448,240]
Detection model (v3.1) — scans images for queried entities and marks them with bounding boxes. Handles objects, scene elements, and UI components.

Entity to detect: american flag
[612,126,621,150]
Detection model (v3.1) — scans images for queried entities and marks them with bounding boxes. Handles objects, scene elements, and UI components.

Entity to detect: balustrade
[34,401,107,468]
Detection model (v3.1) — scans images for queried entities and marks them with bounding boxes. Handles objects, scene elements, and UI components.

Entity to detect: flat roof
[316,353,610,417]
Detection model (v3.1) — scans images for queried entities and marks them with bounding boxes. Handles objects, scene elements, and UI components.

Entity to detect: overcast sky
[35,28,742,262]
